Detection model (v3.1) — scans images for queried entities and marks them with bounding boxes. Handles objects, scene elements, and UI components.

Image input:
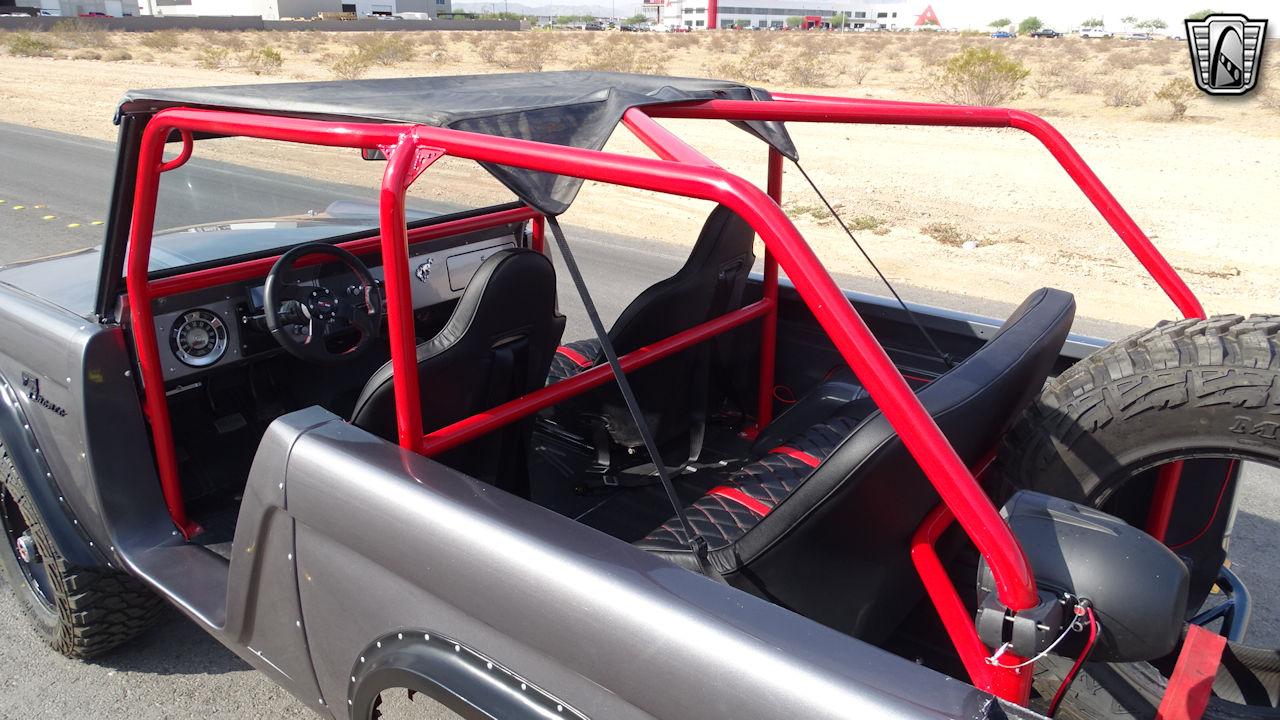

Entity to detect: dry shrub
[290,32,323,54]
[1105,49,1143,70]
[329,49,373,79]
[1101,77,1147,107]
[921,222,972,247]
[352,32,414,65]
[201,31,247,50]
[72,48,102,60]
[917,41,948,67]
[196,45,231,69]
[1030,74,1061,98]
[474,35,502,64]
[242,46,283,75]
[1062,67,1095,94]
[5,32,57,57]
[1152,78,1196,120]
[933,46,1029,105]
[575,35,664,74]
[848,63,872,85]
[496,32,558,72]
[103,47,132,62]
[49,18,112,48]
[139,29,182,51]
[780,41,845,87]
[713,45,775,84]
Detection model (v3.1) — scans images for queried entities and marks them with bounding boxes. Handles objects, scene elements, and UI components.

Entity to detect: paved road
[0,122,1275,719]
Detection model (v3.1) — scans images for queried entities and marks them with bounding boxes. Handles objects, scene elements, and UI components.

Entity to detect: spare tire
[999,314,1280,719]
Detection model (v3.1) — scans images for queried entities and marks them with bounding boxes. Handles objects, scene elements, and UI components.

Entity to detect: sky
[905,0,1277,33]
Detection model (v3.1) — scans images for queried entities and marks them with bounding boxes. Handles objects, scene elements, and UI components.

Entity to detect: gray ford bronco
[1,72,1277,720]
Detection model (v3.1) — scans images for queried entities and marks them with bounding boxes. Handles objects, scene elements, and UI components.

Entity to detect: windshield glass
[150,135,519,272]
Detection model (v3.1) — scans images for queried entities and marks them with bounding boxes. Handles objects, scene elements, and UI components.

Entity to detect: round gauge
[170,309,228,368]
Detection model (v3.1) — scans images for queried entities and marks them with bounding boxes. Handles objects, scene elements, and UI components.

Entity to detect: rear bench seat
[633,288,1077,643]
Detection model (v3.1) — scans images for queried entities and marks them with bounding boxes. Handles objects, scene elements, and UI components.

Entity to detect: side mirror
[361,148,387,161]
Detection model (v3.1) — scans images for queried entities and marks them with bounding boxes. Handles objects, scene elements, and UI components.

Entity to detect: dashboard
[151,222,522,383]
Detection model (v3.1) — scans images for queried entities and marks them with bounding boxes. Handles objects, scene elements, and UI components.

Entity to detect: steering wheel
[263,243,384,365]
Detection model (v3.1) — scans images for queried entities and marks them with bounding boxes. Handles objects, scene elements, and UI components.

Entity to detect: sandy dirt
[1,28,1278,327]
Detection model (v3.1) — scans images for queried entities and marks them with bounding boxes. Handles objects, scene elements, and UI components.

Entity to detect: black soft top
[118,71,797,214]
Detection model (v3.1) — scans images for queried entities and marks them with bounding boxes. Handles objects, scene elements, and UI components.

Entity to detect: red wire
[1049,606,1100,717]
[1168,459,1237,550]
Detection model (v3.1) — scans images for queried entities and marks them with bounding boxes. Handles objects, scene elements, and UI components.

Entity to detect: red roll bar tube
[645,98,1205,320]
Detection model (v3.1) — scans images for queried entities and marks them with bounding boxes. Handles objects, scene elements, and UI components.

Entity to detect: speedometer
[170,309,228,368]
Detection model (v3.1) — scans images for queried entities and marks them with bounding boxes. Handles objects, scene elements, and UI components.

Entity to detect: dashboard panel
[151,222,522,383]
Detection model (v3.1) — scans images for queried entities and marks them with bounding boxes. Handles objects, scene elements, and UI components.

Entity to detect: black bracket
[976,591,1070,658]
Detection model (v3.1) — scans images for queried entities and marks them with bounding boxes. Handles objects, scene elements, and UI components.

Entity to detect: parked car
[1079,27,1113,38]
[1123,32,1153,40]
[1029,28,1060,38]
[989,30,1013,38]
[1,71,1274,720]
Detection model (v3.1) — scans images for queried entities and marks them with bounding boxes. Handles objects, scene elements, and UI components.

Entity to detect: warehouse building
[645,0,909,31]
[134,0,447,20]
[15,0,141,15]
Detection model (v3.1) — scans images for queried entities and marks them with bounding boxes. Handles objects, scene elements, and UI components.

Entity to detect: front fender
[0,371,100,568]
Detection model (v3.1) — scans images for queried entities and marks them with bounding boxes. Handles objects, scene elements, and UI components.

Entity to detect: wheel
[999,315,1280,718]
[0,442,164,658]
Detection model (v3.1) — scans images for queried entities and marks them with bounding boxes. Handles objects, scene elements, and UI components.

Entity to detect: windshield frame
[95,112,524,321]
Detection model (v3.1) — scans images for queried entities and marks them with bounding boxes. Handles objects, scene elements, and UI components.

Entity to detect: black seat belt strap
[545,217,724,582]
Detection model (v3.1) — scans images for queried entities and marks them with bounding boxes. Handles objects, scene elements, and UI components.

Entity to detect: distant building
[135,0,448,20]
[22,0,141,16]
[646,0,907,31]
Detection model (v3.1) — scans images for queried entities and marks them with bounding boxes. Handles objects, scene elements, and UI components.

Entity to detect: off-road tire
[0,443,164,659]
[999,314,1280,718]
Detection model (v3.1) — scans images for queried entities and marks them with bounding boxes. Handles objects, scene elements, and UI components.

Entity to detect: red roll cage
[122,92,1204,706]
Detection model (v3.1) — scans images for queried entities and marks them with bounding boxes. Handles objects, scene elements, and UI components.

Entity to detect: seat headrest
[424,247,559,354]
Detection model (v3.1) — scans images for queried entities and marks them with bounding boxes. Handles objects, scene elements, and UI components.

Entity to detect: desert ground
[1,24,1279,328]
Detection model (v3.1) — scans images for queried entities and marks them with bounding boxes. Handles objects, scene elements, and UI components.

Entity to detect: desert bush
[921,222,973,247]
[575,35,664,74]
[1062,67,1095,94]
[474,36,502,64]
[329,49,373,79]
[933,46,1029,105]
[713,45,775,84]
[1101,77,1146,107]
[242,46,283,75]
[290,32,322,54]
[72,48,102,60]
[103,48,132,61]
[496,32,556,71]
[1152,78,1196,120]
[780,43,845,87]
[139,30,183,51]
[1104,49,1143,70]
[352,32,415,65]
[49,18,111,48]
[200,31,247,50]
[5,32,57,57]
[848,63,872,85]
[196,45,231,69]
[1029,74,1061,98]
[917,41,948,66]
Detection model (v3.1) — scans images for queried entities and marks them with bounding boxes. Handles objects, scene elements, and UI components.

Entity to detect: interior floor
[530,423,754,542]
